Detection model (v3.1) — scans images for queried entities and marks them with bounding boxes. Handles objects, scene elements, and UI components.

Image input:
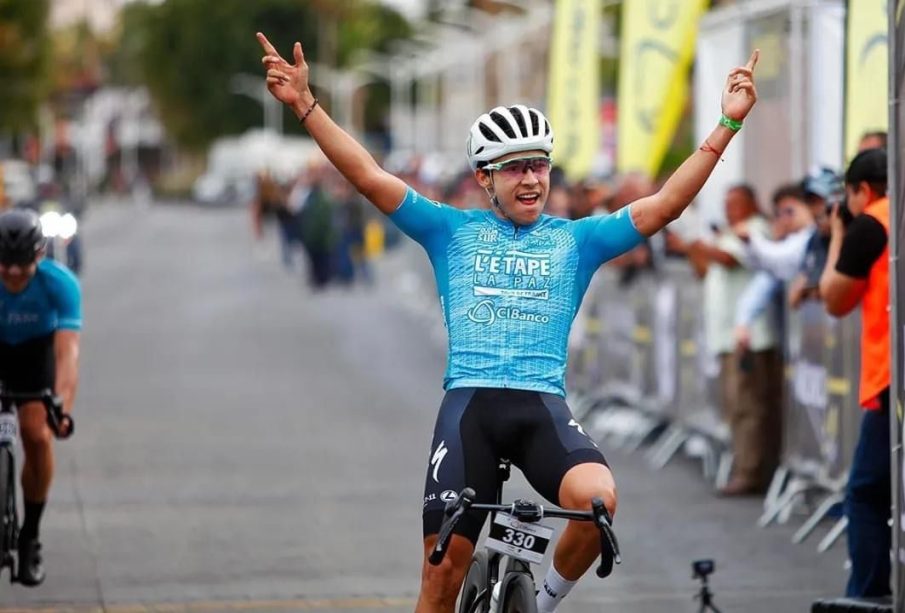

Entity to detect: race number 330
[485,513,553,565]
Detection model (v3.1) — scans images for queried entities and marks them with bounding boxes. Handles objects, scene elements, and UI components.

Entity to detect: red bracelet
[699,140,724,160]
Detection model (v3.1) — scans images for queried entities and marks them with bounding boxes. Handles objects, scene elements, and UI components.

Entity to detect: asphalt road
[1,201,846,613]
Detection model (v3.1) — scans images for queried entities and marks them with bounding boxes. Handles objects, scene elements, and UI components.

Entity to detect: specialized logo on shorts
[430,440,448,483]
[440,490,458,502]
[569,418,597,447]
[568,418,587,437]
[467,300,551,326]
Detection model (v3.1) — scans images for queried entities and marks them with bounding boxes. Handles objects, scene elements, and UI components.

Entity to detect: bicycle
[0,387,73,584]
[429,460,621,613]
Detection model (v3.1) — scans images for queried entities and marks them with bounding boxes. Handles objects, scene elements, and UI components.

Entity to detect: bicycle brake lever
[429,508,462,566]
[429,489,475,566]
[591,497,621,578]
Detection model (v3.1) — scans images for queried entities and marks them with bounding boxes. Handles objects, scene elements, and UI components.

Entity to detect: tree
[112,0,410,151]
[0,0,51,135]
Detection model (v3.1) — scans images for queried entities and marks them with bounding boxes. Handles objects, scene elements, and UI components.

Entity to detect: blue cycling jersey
[0,259,82,345]
[390,187,644,396]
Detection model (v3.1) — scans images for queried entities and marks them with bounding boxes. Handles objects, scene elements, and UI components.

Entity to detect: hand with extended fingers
[257,32,312,110]
[722,49,760,122]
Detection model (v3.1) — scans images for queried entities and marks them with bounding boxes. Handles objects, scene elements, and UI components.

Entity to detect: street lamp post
[308,62,384,139]
[230,73,283,135]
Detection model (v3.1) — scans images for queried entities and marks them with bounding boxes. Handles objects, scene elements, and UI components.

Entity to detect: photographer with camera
[819,147,890,598]
[787,169,842,308]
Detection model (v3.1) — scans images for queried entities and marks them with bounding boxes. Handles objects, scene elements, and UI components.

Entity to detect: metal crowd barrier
[646,261,730,483]
[758,300,861,553]
[568,260,863,553]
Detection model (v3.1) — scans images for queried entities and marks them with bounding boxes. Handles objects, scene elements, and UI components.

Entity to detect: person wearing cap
[788,168,842,307]
[819,147,890,598]
[257,30,760,613]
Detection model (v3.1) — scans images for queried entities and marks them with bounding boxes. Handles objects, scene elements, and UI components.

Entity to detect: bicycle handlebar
[428,488,621,578]
[0,389,74,440]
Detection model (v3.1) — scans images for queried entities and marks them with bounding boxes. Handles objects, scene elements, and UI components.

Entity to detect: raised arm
[257,33,406,214]
[631,50,760,236]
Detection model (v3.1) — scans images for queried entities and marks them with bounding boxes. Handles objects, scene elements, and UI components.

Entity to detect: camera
[692,559,721,612]
[825,193,854,225]
[692,559,715,579]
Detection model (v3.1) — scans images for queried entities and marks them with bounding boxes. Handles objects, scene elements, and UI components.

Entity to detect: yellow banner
[546,0,601,181]
[617,0,707,177]
[845,0,888,160]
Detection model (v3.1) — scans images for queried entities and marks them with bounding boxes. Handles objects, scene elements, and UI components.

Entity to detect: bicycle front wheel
[459,550,491,613]
[499,572,538,613]
[0,446,16,554]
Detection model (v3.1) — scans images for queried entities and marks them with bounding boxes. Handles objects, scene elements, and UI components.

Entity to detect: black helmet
[0,209,46,266]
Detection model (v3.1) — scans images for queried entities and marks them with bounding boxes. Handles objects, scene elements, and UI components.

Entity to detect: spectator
[819,148,890,598]
[693,184,782,496]
[858,131,886,152]
[732,184,816,344]
[252,169,295,269]
[788,168,842,308]
[295,160,336,289]
[733,184,814,279]
[331,179,369,286]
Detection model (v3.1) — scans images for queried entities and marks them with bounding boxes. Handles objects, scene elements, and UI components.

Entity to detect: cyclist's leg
[418,388,499,613]
[9,335,56,541]
[417,535,474,613]
[553,462,616,577]
[516,393,615,611]
[18,399,54,520]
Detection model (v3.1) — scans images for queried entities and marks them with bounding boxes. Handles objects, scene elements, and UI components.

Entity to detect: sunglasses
[483,156,552,179]
[0,251,37,268]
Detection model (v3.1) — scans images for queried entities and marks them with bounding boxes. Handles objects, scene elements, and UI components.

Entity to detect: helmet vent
[529,109,541,135]
[510,106,528,138]
[489,111,517,139]
[479,123,501,143]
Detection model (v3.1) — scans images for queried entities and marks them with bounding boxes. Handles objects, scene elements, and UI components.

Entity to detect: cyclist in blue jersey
[0,209,81,586]
[258,32,759,613]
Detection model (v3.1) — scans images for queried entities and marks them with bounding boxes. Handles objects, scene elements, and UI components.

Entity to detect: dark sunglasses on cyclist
[0,251,37,268]
[483,156,552,179]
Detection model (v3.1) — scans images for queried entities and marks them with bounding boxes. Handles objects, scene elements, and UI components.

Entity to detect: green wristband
[719,114,743,131]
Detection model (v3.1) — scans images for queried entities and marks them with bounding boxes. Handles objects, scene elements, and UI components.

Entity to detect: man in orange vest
[820,147,890,598]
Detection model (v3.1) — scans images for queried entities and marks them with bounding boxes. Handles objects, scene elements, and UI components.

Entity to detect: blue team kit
[390,186,643,396]
[0,260,82,345]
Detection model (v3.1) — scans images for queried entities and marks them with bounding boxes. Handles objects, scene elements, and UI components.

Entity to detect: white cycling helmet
[466,105,554,170]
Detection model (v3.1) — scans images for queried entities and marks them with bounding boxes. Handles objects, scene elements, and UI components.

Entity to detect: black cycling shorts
[422,387,608,545]
[0,334,55,393]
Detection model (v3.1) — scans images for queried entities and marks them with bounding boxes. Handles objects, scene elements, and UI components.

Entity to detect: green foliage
[114,0,410,151]
[0,0,51,134]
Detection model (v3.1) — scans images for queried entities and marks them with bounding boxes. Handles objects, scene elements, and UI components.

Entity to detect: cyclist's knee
[420,535,473,605]
[18,405,51,450]
[559,463,617,517]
